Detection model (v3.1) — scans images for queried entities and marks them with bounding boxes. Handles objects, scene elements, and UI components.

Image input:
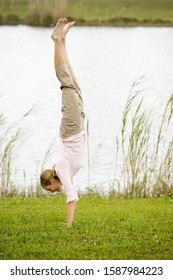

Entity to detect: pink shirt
[55,131,85,203]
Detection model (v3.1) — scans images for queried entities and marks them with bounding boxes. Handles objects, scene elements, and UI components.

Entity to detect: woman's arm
[67,200,76,228]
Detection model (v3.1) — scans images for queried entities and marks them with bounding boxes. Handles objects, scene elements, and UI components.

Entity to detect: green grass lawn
[0,196,173,260]
[0,0,173,26]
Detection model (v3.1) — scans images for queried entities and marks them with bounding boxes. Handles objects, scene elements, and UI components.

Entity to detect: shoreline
[1,0,173,27]
[1,18,173,28]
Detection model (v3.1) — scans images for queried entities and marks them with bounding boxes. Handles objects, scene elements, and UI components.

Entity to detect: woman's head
[40,168,62,192]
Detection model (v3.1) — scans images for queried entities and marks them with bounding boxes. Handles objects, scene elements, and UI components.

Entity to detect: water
[0,25,173,192]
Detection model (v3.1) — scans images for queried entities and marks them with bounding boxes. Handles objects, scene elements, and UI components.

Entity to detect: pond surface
[0,25,173,191]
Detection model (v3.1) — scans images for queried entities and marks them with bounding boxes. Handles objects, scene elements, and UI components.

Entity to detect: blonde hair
[40,168,60,189]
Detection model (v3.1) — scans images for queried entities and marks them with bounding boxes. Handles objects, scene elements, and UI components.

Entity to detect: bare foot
[51,18,76,41]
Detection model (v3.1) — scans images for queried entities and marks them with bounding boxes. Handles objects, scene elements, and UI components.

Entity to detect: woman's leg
[52,18,82,94]
[52,18,84,138]
[51,18,75,66]
[60,34,84,119]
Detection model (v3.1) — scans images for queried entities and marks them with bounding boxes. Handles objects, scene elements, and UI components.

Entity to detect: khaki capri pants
[55,64,85,138]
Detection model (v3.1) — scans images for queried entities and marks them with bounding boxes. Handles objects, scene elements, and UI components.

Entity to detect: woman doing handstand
[40,18,85,228]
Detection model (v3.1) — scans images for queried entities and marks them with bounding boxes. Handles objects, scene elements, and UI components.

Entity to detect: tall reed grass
[0,78,173,198]
[0,101,35,196]
[26,0,67,26]
[113,75,173,197]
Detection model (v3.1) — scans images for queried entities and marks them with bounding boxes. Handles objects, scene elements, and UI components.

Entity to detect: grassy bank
[0,0,173,26]
[0,196,173,260]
